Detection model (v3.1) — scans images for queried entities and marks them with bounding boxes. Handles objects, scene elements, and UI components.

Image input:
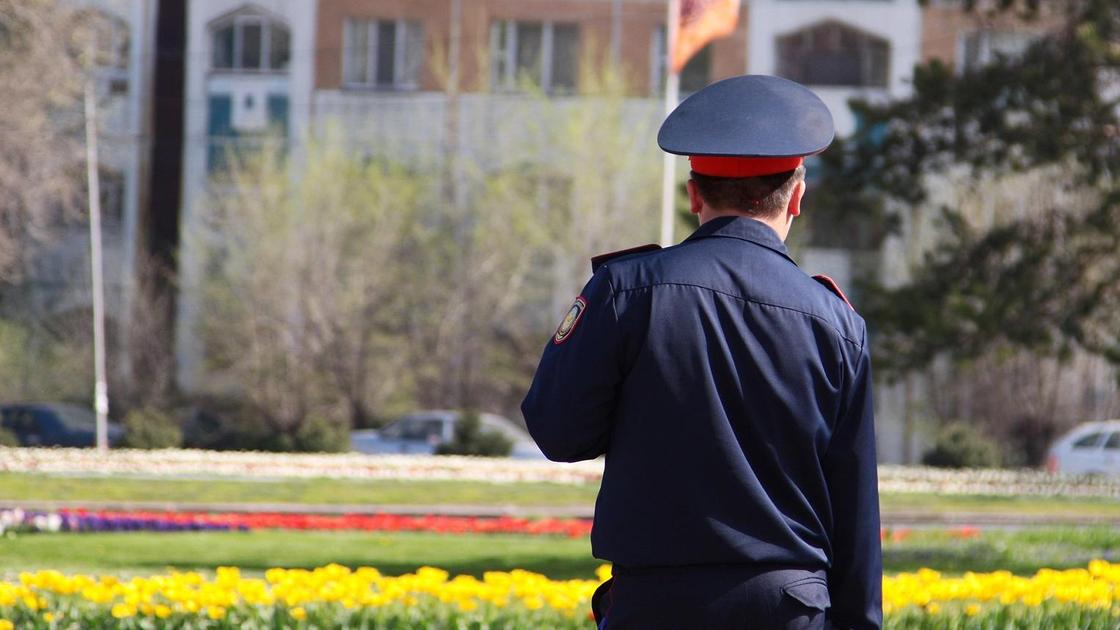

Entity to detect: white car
[350,410,546,459]
[1046,420,1120,475]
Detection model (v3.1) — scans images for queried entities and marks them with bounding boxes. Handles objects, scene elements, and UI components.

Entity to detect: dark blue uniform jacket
[522,216,882,629]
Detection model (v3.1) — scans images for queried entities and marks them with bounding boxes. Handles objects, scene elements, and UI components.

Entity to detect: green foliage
[192,408,349,454]
[119,408,182,450]
[0,318,92,404]
[197,131,421,445]
[292,416,350,453]
[814,0,1120,378]
[435,411,513,458]
[195,64,662,434]
[0,427,18,447]
[921,423,1003,469]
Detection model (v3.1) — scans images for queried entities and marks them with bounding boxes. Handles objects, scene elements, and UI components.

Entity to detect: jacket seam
[614,281,861,348]
[699,234,795,263]
[606,275,620,323]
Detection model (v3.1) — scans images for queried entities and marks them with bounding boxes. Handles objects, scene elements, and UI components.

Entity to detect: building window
[99,170,125,226]
[490,21,580,93]
[212,13,290,72]
[777,21,889,88]
[959,30,1035,73]
[650,26,712,95]
[342,19,424,90]
[207,92,289,174]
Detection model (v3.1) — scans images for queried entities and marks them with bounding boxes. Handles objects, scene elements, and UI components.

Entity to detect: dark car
[350,410,546,459]
[0,403,123,447]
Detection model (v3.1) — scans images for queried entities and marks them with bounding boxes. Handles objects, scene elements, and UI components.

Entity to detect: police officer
[521,75,882,629]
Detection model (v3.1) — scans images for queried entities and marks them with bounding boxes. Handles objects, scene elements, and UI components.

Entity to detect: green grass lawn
[0,527,1117,579]
[3,472,1120,519]
[0,531,598,580]
[880,492,1120,517]
[0,473,599,508]
[881,526,1120,575]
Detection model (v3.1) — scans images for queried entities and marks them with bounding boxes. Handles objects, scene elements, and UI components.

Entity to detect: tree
[193,61,667,442]
[399,62,662,417]
[0,0,113,282]
[196,132,420,445]
[816,0,1120,462]
[434,411,513,457]
[0,2,149,421]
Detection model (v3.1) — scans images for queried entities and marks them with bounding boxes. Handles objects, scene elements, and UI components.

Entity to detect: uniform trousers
[597,563,831,630]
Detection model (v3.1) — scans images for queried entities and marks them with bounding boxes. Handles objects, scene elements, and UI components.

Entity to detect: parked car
[0,403,123,448]
[350,410,545,459]
[1046,420,1120,475]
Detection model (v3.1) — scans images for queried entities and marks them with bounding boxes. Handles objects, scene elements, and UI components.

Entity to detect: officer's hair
[690,165,806,218]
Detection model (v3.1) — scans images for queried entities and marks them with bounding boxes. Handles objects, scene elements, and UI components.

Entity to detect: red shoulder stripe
[812,274,854,311]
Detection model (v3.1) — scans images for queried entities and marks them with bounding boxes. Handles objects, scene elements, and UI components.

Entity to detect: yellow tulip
[110,603,136,619]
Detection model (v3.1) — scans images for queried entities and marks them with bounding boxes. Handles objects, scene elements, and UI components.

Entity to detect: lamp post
[84,78,110,452]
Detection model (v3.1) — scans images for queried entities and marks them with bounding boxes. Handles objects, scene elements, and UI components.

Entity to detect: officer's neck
[698,208,793,242]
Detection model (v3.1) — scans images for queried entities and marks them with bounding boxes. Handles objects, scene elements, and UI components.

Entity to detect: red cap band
[689,155,804,178]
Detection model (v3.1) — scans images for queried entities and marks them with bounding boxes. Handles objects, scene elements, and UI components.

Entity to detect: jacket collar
[684,216,796,264]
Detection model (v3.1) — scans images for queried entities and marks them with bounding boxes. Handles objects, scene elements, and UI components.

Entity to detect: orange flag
[673,0,742,73]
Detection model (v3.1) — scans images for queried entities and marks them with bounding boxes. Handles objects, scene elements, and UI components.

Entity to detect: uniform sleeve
[823,332,883,630]
[521,269,623,462]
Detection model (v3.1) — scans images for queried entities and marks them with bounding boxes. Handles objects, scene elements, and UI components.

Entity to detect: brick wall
[315,0,748,95]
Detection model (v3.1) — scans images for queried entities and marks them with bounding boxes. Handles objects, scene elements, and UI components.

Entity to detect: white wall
[176,0,318,391]
[25,0,154,329]
[747,0,923,136]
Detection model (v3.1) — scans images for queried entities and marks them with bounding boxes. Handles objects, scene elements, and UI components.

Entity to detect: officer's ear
[786,179,805,218]
[686,179,704,216]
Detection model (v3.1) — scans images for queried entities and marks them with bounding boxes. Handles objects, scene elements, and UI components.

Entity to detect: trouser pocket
[780,576,831,611]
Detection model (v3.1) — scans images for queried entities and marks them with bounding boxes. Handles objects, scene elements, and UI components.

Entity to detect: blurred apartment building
[52,0,1059,462]
[17,0,155,340]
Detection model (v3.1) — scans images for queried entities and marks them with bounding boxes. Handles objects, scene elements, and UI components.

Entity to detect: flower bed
[0,565,606,629]
[877,464,1120,498]
[0,508,592,538]
[883,561,1120,627]
[0,448,602,484]
[3,447,1120,497]
[1,562,1119,629]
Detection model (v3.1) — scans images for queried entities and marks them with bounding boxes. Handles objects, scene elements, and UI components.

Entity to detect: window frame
[649,25,667,96]
[649,24,711,96]
[775,20,890,89]
[957,29,1037,74]
[212,13,290,73]
[341,18,424,91]
[490,20,580,94]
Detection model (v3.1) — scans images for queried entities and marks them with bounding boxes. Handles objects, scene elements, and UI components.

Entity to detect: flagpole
[659,0,681,247]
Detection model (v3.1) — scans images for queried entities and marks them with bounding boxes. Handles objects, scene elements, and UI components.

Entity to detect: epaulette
[591,244,661,273]
[812,274,854,311]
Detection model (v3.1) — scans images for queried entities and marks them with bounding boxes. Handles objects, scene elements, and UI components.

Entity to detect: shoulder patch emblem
[553,296,588,344]
[812,274,854,311]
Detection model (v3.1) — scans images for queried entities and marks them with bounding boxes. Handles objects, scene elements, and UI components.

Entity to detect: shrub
[436,411,513,457]
[922,422,1003,469]
[293,416,350,453]
[120,407,182,449]
[0,427,18,447]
